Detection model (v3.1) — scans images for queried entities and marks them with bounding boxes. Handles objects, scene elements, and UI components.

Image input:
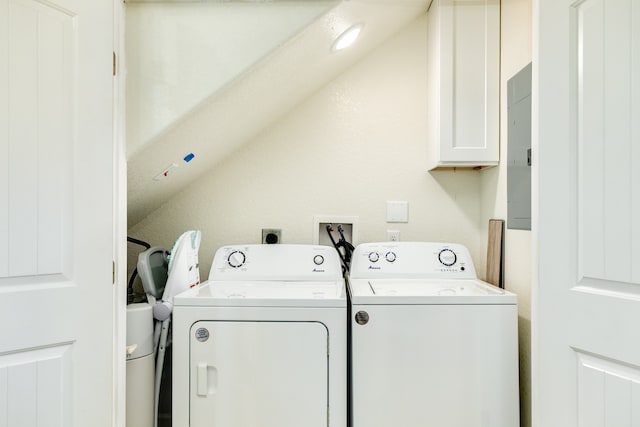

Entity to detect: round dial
[313,255,324,265]
[227,250,246,268]
[385,251,397,263]
[368,251,380,263]
[438,249,457,267]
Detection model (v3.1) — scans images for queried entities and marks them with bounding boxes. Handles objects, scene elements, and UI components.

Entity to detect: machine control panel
[368,251,397,263]
[209,244,342,281]
[349,242,477,279]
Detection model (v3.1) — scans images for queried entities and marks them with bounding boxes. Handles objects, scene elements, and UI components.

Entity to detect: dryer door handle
[197,363,208,396]
[196,362,218,396]
[196,363,219,396]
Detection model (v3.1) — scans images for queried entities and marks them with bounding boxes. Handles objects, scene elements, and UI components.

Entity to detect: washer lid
[174,280,347,308]
[348,278,516,305]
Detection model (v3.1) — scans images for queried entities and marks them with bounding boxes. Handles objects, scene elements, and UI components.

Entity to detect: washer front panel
[350,304,519,427]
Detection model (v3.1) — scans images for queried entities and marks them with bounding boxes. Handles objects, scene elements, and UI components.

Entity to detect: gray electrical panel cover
[507,63,532,230]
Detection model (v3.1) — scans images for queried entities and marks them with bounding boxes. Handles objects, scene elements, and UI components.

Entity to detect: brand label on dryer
[194,328,210,342]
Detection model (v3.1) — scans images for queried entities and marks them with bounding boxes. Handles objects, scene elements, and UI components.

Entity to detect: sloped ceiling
[126,0,429,227]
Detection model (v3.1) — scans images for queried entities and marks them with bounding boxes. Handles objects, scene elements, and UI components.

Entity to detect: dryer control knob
[385,252,397,262]
[313,255,324,265]
[368,252,380,263]
[438,249,457,267]
[227,250,246,268]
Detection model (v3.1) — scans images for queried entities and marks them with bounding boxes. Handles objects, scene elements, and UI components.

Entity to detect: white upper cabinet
[426,0,500,170]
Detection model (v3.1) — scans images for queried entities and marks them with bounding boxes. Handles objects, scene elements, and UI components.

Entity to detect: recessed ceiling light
[332,23,364,52]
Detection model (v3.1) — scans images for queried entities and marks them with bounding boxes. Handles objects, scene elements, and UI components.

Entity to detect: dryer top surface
[174,280,346,308]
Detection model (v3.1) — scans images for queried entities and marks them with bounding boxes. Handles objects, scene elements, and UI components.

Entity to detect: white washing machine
[172,244,347,427]
[348,242,519,427]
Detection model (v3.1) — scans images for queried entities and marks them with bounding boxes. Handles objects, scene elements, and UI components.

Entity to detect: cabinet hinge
[113,52,117,76]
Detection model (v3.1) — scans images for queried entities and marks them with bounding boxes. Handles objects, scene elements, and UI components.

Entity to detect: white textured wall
[128,13,485,281]
[480,1,533,426]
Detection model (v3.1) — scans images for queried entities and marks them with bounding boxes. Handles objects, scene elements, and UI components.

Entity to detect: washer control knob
[368,252,380,263]
[313,255,324,265]
[227,250,246,268]
[385,251,397,262]
[438,249,457,267]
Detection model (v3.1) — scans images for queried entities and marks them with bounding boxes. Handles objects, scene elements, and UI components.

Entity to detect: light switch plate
[386,201,409,223]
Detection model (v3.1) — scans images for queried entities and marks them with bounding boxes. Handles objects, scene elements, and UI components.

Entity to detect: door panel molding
[3,0,76,280]
[0,343,73,426]
[575,0,638,285]
[576,351,640,426]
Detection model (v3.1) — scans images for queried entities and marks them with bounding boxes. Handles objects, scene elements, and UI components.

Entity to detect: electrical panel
[507,63,532,231]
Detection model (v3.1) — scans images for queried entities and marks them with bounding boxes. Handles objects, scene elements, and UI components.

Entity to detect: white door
[0,0,116,426]
[533,0,640,425]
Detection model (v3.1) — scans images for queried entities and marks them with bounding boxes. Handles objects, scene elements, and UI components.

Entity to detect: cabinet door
[428,0,500,169]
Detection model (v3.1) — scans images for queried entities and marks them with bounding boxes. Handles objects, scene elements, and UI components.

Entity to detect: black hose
[127,236,151,249]
[326,224,345,263]
[126,236,151,304]
[326,224,352,275]
[127,268,138,304]
[337,224,355,264]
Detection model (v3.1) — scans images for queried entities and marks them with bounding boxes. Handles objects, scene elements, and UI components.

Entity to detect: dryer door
[189,321,328,427]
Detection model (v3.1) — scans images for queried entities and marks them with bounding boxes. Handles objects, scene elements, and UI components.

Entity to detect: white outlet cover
[386,201,409,223]
[313,215,359,246]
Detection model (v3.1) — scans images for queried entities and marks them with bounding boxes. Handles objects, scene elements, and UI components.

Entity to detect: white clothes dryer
[348,242,518,427]
[172,244,347,427]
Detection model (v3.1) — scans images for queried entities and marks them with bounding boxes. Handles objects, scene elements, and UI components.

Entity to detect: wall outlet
[387,230,400,242]
[262,228,281,244]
